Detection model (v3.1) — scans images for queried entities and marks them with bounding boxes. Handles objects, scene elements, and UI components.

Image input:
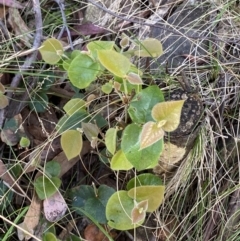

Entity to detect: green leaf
[87,41,114,59]
[0,82,5,93]
[69,185,115,224]
[43,232,57,241]
[97,50,131,78]
[39,38,64,64]
[34,176,61,200]
[63,98,86,115]
[68,54,101,89]
[29,92,48,113]
[105,128,117,155]
[106,191,144,230]
[140,121,165,150]
[19,137,30,148]
[45,160,61,177]
[128,85,164,124]
[66,234,83,241]
[128,185,165,212]
[151,100,185,132]
[0,94,8,109]
[56,109,89,133]
[110,149,133,171]
[134,38,163,58]
[127,173,163,190]
[101,82,113,94]
[61,130,83,160]
[121,124,163,171]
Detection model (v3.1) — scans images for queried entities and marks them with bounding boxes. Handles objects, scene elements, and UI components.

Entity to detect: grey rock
[150,3,214,71]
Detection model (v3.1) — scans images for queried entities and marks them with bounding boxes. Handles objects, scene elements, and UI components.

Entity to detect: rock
[149,3,214,71]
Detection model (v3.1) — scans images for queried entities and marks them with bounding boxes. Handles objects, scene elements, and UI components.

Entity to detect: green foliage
[45,161,61,177]
[38,36,186,232]
[98,50,131,78]
[19,136,30,148]
[63,98,86,115]
[39,38,64,64]
[106,190,142,230]
[128,85,165,124]
[121,123,164,170]
[68,54,101,89]
[34,160,62,200]
[105,127,117,155]
[34,176,61,200]
[133,38,163,57]
[61,130,83,160]
[110,149,133,170]
[29,92,48,113]
[69,185,115,224]
[152,100,185,132]
[43,232,58,241]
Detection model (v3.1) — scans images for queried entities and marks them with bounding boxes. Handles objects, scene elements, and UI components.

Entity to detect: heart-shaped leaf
[110,149,133,171]
[69,185,115,224]
[128,85,164,124]
[127,173,163,190]
[106,190,144,230]
[34,176,61,200]
[97,50,131,78]
[63,98,86,115]
[105,128,117,155]
[134,38,163,58]
[87,41,114,59]
[121,124,163,170]
[39,38,64,64]
[68,54,101,89]
[61,130,83,160]
[140,121,165,150]
[151,100,185,132]
[45,160,61,177]
[128,185,165,212]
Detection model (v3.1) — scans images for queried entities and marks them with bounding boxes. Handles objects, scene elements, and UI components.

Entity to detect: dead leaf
[17,193,42,240]
[8,8,33,48]
[0,5,9,19]
[84,224,117,241]
[0,0,24,9]
[1,114,25,146]
[44,191,68,222]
